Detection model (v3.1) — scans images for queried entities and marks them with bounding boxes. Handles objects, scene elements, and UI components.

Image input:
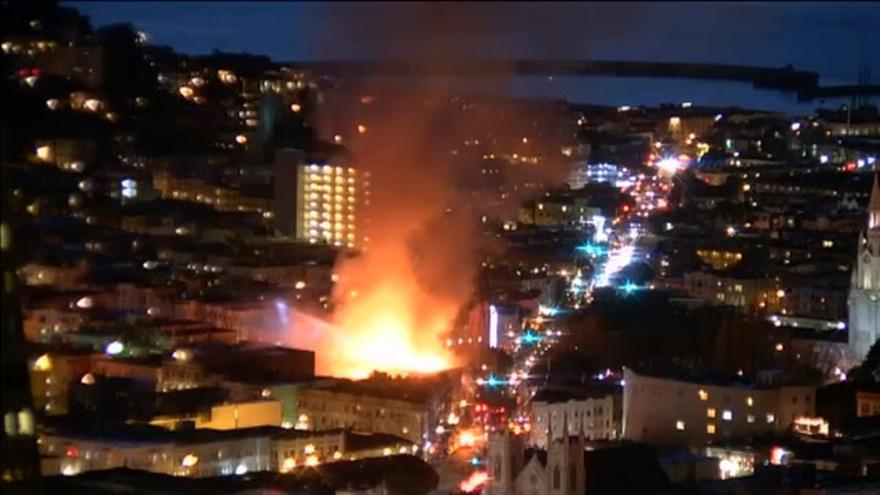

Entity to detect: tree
[865,339,880,375]
[850,339,880,384]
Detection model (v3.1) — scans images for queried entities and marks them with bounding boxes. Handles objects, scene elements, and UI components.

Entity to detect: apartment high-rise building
[273,148,365,248]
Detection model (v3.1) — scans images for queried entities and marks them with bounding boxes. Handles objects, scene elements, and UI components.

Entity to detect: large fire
[277,280,457,378]
[276,233,460,378]
[296,88,481,378]
[327,277,457,379]
[460,470,489,493]
[284,56,566,378]
[321,225,462,377]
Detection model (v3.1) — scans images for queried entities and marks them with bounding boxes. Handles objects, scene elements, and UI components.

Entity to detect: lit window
[0,223,9,251]
[698,389,709,401]
[181,453,199,468]
[707,408,716,418]
[17,409,33,435]
[675,420,685,431]
[707,424,716,434]
[4,412,15,436]
[746,397,754,407]
[33,353,52,372]
[766,413,775,424]
[35,145,53,162]
[722,410,732,421]
[747,415,755,424]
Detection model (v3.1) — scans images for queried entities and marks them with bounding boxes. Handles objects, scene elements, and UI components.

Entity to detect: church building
[848,173,880,362]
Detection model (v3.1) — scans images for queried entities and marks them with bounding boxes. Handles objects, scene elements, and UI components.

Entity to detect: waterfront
[355,74,856,115]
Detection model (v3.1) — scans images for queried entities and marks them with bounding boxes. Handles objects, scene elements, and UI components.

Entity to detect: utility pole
[857,51,871,108]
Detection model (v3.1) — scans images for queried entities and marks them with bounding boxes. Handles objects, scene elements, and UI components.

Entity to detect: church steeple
[869,172,880,230]
[848,171,880,363]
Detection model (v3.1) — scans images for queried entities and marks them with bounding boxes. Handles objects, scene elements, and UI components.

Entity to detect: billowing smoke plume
[293,5,571,377]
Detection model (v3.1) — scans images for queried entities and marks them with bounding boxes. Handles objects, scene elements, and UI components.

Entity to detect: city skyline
[3,2,880,494]
[68,1,880,83]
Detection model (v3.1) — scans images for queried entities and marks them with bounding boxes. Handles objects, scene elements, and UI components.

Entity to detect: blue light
[576,242,607,257]
[521,331,542,345]
[620,280,642,295]
[275,299,289,326]
[471,457,482,466]
[485,374,504,388]
[489,305,499,349]
[105,340,124,355]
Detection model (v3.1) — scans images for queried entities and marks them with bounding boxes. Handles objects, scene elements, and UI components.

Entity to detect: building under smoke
[273,148,368,249]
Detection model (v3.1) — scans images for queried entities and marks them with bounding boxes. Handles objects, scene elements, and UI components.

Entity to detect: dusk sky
[67,2,879,84]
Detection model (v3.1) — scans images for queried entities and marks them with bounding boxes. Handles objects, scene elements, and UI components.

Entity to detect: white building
[485,426,671,495]
[530,393,619,448]
[848,173,880,362]
[622,368,815,447]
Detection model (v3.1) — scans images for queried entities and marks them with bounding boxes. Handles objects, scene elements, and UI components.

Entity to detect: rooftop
[532,384,621,404]
[626,365,810,390]
[43,454,437,494]
[41,417,412,449]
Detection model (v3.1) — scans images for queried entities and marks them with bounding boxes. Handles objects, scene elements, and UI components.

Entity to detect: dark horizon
[67,1,880,85]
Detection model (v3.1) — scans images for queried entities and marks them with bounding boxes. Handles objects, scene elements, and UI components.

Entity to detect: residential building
[622,368,816,446]
[268,381,429,444]
[683,270,783,312]
[273,149,364,248]
[150,399,283,431]
[156,344,315,393]
[42,454,438,494]
[530,390,621,447]
[1,184,42,487]
[857,390,880,418]
[39,423,415,478]
[29,350,95,416]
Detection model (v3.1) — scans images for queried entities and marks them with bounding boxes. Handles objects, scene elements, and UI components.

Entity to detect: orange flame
[277,235,459,378]
[460,470,489,493]
[330,220,464,377]
[327,270,457,378]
